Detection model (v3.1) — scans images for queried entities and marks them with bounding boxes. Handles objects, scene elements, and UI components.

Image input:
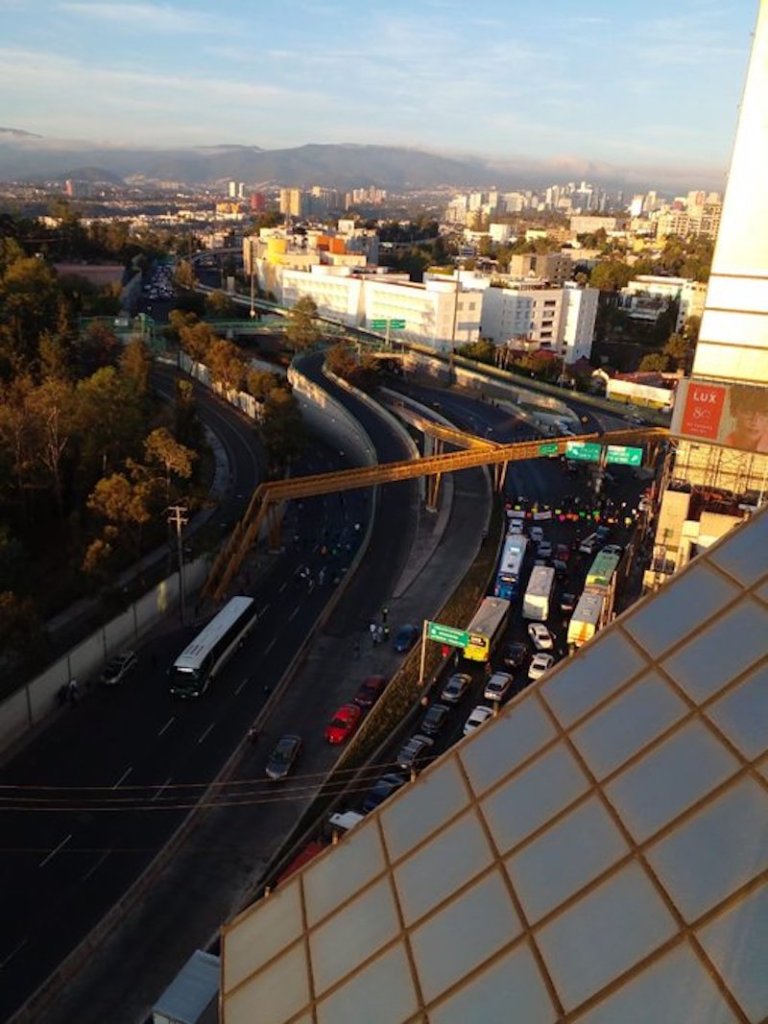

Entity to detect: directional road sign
[390,319,406,330]
[370,319,387,330]
[538,442,559,456]
[426,621,469,647]
[565,441,602,462]
[605,445,644,466]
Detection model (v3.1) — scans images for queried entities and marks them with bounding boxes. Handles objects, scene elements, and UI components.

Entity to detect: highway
[0,356,415,1023]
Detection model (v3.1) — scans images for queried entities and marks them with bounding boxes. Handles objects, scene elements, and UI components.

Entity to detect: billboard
[672,379,768,454]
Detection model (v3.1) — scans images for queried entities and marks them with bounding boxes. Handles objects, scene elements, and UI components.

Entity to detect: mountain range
[0,128,725,193]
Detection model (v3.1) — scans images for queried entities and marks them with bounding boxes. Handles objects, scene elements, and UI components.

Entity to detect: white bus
[463,597,511,663]
[494,535,528,600]
[170,596,257,698]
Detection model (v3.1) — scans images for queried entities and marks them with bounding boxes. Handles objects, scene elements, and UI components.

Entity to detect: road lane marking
[152,777,173,802]
[235,676,249,695]
[198,723,215,745]
[157,716,175,737]
[0,938,28,969]
[81,851,111,883]
[112,767,132,789]
[39,833,72,868]
[288,606,301,621]
[278,581,288,593]
[264,637,277,656]
[258,605,270,618]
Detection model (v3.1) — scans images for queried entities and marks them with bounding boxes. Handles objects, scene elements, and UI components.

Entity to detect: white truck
[567,591,606,648]
[522,565,556,621]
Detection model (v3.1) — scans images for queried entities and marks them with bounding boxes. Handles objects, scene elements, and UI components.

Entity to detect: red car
[324,703,363,745]
[555,543,571,563]
[353,675,387,709]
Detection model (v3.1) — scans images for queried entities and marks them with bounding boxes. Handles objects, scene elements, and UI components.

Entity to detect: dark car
[502,642,529,670]
[552,559,569,580]
[396,734,435,771]
[101,650,138,686]
[361,772,407,813]
[353,675,387,709]
[419,702,451,737]
[560,592,577,614]
[265,734,302,781]
[393,624,419,652]
[440,672,472,704]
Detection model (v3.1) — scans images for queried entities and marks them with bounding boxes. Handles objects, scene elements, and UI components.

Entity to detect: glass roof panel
[481,744,590,855]
[624,563,739,658]
[309,878,401,995]
[409,870,521,1003]
[222,881,303,992]
[571,671,689,780]
[535,863,677,1012]
[541,630,647,727]
[428,942,557,1024]
[316,945,419,1024]
[458,693,556,793]
[697,884,768,1021]
[303,816,387,926]
[647,777,768,922]
[505,796,629,924]
[605,720,739,842]
[662,598,768,703]
[708,512,768,586]
[395,809,494,926]
[380,756,468,861]
[224,943,310,1024]
[706,662,768,760]
[576,941,738,1024]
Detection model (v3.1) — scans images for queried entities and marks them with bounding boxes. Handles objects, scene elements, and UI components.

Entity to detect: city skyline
[1,0,758,182]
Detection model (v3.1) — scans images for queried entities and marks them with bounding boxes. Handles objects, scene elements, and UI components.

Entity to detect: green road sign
[605,445,644,466]
[565,441,602,462]
[427,621,469,647]
[370,319,387,330]
[538,442,559,456]
[390,319,406,330]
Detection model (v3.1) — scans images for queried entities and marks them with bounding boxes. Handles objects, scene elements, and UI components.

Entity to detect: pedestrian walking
[67,678,80,705]
[369,622,377,644]
[248,726,259,745]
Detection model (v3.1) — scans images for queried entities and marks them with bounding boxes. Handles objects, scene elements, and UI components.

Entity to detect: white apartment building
[619,276,708,331]
[480,281,598,363]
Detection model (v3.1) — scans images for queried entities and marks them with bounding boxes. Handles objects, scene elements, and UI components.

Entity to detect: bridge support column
[426,472,442,512]
[494,461,509,492]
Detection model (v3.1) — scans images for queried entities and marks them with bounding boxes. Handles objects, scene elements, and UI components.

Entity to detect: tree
[662,332,689,371]
[206,289,237,317]
[638,353,670,372]
[173,379,202,450]
[173,259,196,291]
[144,427,196,501]
[206,338,245,391]
[87,471,160,560]
[456,339,496,364]
[0,590,42,667]
[285,296,321,351]
[120,337,152,394]
[589,261,634,291]
[179,320,218,363]
[245,369,283,402]
[325,343,380,392]
[261,387,304,469]
[26,377,76,511]
[76,367,145,480]
[38,330,72,382]
[77,321,120,376]
[0,255,61,371]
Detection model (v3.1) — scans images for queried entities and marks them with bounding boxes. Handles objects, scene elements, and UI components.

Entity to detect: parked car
[560,592,577,614]
[501,641,529,670]
[393,624,419,652]
[552,559,569,580]
[440,672,472,704]
[396,734,434,771]
[528,652,555,681]
[361,772,407,813]
[324,703,363,745]
[508,520,524,535]
[602,544,623,557]
[528,622,554,651]
[265,734,302,781]
[463,705,494,736]
[101,650,138,686]
[530,526,544,544]
[555,543,570,563]
[483,671,514,703]
[353,675,387,709]
[537,540,553,559]
[419,702,451,737]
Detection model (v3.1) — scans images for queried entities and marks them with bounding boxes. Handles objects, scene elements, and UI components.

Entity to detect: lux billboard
[672,379,768,454]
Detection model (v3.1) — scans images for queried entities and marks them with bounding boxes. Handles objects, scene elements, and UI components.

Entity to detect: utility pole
[168,505,189,624]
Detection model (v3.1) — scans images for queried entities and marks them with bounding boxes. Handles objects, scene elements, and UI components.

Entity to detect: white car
[528,652,554,681]
[483,671,514,702]
[537,540,553,559]
[528,622,554,651]
[463,705,494,736]
[508,521,524,535]
[530,526,544,544]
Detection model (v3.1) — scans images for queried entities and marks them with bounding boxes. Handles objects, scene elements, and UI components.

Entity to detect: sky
[0,0,760,178]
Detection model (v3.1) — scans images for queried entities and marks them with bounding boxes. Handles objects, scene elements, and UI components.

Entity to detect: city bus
[169,596,257,697]
[585,550,621,594]
[463,597,511,663]
[494,535,529,600]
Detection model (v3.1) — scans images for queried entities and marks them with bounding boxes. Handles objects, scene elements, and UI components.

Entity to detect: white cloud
[58,1,222,34]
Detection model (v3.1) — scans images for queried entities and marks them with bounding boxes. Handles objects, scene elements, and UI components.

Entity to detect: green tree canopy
[285,296,321,351]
